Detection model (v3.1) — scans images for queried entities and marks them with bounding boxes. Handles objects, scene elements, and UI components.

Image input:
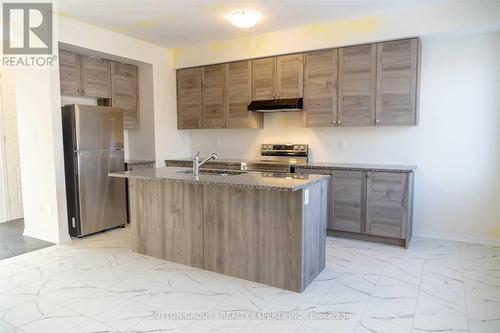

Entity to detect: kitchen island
[109,167,329,292]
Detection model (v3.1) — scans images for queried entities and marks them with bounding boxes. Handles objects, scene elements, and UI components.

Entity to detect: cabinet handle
[376,119,380,124]
[337,120,342,124]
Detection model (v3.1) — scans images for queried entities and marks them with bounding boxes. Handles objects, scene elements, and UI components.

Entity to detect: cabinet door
[252,57,276,101]
[338,44,376,126]
[376,39,419,126]
[303,49,338,127]
[59,49,82,96]
[276,54,304,99]
[202,64,226,128]
[366,172,408,239]
[331,170,365,233]
[81,56,111,98]
[225,61,262,128]
[177,68,202,129]
[111,62,139,129]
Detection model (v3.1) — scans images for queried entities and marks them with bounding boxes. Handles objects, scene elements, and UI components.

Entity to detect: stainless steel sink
[176,169,247,176]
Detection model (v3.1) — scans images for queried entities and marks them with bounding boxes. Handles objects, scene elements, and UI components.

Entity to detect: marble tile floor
[0,219,54,260]
[0,226,498,333]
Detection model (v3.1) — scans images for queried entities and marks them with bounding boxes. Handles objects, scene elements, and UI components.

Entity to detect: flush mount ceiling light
[227,10,262,28]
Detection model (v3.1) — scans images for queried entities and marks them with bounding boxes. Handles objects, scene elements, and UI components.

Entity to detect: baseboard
[23,228,60,244]
[413,229,500,247]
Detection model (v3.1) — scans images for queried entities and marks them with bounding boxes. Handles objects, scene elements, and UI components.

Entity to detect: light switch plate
[304,189,309,205]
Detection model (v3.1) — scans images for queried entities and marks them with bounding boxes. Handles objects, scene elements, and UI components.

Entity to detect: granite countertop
[109,167,329,192]
[296,162,417,173]
[125,159,156,166]
[165,158,416,173]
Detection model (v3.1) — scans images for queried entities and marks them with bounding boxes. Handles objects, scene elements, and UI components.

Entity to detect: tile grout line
[459,244,471,333]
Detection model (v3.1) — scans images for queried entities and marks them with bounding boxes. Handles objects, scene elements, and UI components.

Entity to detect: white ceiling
[57,0,447,48]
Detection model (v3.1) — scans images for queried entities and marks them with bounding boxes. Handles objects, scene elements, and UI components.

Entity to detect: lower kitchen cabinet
[366,172,410,239]
[295,167,414,247]
[331,170,365,233]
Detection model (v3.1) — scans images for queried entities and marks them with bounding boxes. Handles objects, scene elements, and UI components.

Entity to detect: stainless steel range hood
[247,98,303,112]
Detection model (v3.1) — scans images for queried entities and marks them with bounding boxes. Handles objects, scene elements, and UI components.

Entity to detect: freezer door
[74,105,124,151]
[77,150,127,236]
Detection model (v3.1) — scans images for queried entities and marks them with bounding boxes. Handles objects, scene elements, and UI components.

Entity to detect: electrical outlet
[214,139,221,147]
[337,139,346,150]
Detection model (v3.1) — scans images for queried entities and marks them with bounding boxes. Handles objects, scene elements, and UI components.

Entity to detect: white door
[0,71,23,221]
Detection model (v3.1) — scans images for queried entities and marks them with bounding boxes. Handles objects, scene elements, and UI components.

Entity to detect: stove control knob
[294,146,299,150]
[267,145,273,150]
[300,146,305,150]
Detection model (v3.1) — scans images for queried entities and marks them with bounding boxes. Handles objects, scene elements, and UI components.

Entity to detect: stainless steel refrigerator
[61,104,127,237]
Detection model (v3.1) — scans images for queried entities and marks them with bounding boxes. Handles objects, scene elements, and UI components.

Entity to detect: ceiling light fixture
[227,10,262,28]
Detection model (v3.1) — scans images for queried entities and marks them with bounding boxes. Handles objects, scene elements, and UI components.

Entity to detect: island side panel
[202,185,304,292]
[129,179,204,268]
[301,179,328,289]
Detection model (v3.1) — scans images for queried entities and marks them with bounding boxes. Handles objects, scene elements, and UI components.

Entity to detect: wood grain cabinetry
[111,62,139,129]
[252,54,304,100]
[177,61,262,129]
[225,61,262,128]
[276,54,304,98]
[59,48,140,129]
[80,56,111,98]
[175,37,420,129]
[59,50,111,98]
[366,172,410,239]
[202,64,226,128]
[252,57,276,100]
[177,67,202,129]
[331,170,365,233]
[376,38,420,125]
[59,49,82,96]
[303,49,338,126]
[338,44,377,126]
[295,167,414,247]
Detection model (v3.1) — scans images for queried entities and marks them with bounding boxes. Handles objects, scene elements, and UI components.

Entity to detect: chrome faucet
[193,151,218,176]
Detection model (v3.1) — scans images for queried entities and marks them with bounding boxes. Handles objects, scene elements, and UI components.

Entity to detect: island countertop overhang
[109,167,329,192]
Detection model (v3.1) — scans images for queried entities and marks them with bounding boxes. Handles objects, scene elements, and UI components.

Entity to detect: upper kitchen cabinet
[59,49,111,99]
[252,57,276,101]
[202,64,226,128]
[252,54,304,101]
[111,61,139,129]
[376,38,420,126]
[303,49,338,127]
[225,60,262,128]
[80,55,111,98]
[276,54,304,99]
[338,44,377,127]
[59,49,82,96]
[177,67,202,129]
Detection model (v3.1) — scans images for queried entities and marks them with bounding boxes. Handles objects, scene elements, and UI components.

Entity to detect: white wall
[187,32,500,245]
[173,1,500,69]
[14,67,70,243]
